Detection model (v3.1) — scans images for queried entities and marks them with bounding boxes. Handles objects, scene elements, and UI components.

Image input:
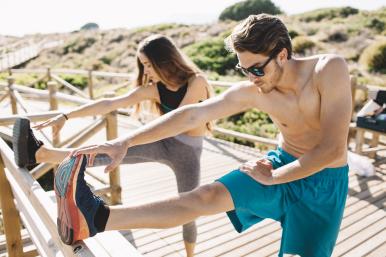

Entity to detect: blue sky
[1,0,385,36]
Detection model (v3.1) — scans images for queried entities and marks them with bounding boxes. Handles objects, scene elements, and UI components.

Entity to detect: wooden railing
[0,137,143,257]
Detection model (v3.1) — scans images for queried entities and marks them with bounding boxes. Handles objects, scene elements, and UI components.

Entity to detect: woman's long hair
[134,34,214,131]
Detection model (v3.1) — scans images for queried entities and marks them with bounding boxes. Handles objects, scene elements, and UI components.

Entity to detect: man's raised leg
[105,182,234,231]
[55,154,235,244]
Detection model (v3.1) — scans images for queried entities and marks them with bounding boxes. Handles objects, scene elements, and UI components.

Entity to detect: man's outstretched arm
[125,82,255,147]
[73,83,258,172]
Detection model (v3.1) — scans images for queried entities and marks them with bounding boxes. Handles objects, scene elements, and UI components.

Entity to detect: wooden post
[104,92,122,205]
[0,157,23,257]
[46,67,51,81]
[7,76,17,114]
[88,70,94,100]
[369,133,380,159]
[355,128,365,154]
[48,81,59,146]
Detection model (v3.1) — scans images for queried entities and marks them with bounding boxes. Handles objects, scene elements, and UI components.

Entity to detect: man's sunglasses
[236,52,278,77]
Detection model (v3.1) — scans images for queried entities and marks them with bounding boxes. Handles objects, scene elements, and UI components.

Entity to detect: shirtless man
[57,14,352,257]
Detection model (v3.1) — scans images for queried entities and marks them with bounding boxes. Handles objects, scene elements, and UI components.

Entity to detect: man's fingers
[239,165,253,173]
[87,154,95,166]
[71,145,99,156]
[32,122,45,130]
[53,126,59,137]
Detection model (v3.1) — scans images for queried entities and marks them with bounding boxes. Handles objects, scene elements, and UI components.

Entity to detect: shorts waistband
[276,147,349,180]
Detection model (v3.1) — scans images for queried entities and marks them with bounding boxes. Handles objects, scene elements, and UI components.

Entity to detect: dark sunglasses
[236,52,278,77]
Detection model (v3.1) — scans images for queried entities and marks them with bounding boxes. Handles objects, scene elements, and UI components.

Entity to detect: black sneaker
[12,118,43,167]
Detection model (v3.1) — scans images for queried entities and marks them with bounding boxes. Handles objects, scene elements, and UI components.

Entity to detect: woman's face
[138,52,161,85]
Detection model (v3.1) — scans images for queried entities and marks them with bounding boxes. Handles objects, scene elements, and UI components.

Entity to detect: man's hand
[71,139,128,173]
[239,158,275,185]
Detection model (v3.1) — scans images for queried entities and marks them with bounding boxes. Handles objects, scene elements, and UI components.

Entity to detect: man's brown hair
[225,13,292,59]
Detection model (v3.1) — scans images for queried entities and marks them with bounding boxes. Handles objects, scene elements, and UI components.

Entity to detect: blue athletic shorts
[216,147,349,257]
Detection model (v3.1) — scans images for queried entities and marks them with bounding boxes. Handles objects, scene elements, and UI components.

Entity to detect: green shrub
[366,18,385,33]
[59,74,88,89]
[292,36,315,54]
[62,37,96,54]
[133,23,182,33]
[217,108,278,139]
[299,7,358,22]
[327,30,348,42]
[99,56,113,65]
[219,0,282,21]
[183,37,238,75]
[288,29,300,39]
[359,40,386,73]
[80,22,99,31]
[109,34,125,44]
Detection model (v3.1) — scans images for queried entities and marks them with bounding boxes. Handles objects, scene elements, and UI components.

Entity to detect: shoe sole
[55,155,90,245]
[12,118,30,167]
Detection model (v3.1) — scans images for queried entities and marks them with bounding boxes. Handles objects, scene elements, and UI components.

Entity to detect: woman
[13,34,212,256]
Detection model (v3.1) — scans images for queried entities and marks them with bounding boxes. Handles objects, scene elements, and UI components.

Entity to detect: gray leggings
[93,134,203,243]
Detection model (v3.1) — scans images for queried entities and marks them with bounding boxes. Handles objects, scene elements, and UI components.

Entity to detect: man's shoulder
[313,54,347,76]
[311,54,350,91]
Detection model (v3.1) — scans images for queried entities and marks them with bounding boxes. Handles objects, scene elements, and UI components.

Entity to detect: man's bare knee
[187,182,233,215]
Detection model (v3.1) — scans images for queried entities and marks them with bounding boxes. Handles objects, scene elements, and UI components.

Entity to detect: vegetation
[359,40,386,74]
[292,36,316,55]
[216,109,279,148]
[183,37,238,75]
[62,37,97,54]
[59,74,88,89]
[297,6,359,22]
[219,0,282,21]
[80,22,99,31]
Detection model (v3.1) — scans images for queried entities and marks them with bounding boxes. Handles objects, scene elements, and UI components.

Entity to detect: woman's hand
[71,140,128,173]
[33,114,66,138]
[239,158,275,185]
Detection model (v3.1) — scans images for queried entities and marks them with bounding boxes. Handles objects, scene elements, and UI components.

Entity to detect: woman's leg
[173,155,201,257]
[167,137,202,257]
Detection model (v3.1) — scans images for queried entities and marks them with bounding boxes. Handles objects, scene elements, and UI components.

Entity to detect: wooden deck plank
[366,239,386,257]
[341,225,386,257]
[333,216,386,256]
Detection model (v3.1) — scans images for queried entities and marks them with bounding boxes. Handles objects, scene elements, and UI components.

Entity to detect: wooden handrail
[51,74,89,99]
[0,138,143,257]
[213,126,278,147]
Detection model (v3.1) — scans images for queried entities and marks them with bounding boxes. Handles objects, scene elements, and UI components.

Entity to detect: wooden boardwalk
[0,99,385,257]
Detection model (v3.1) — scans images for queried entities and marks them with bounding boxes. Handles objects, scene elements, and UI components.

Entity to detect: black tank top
[157,82,188,113]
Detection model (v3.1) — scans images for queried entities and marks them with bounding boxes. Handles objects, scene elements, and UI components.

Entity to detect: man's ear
[277,48,288,65]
